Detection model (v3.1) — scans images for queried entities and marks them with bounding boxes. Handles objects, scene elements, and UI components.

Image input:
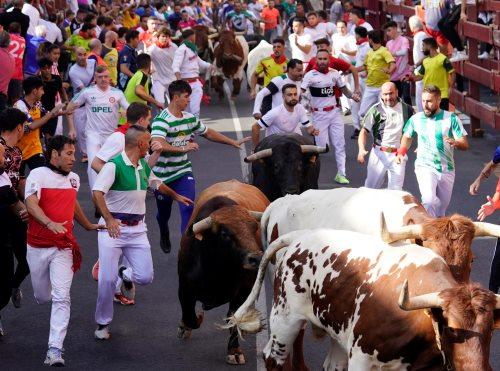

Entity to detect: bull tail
[219,235,291,337]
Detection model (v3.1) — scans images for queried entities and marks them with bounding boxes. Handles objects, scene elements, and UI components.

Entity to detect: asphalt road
[1,84,499,370]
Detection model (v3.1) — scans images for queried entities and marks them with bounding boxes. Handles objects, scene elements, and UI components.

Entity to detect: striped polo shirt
[150,108,208,184]
[403,110,467,173]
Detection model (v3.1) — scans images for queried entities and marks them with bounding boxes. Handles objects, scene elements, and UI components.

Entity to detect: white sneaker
[94,325,110,340]
[478,51,490,60]
[44,347,65,367]
[449,50,468,62]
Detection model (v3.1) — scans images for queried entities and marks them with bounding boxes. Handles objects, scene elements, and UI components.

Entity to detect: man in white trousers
[68,47,95,162]
[301,49,360,184]
[24,136,102,366]
[67,65,129,191]
[357,82,414,190]
[92,125,192,340]
[147,26,177,106]
[172,29,212,117]
[408,15,427,113]
[396,85,469,217]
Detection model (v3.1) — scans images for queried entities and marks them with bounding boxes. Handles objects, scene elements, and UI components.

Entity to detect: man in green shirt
[124,54,163,110]
[64,23,95,62]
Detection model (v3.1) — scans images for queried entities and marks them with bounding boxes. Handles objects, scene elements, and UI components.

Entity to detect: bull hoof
[177,325,192,339]
[226,348,246,365]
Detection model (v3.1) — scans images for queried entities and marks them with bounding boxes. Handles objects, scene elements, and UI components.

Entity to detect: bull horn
[300,144,329,154]
[399,279,444,311]
[244,149,273,163]
[249,211,263,220]
[380,213,424,243]
[208,32,219,39]
[192,216,213,234]
[473,222,500,238]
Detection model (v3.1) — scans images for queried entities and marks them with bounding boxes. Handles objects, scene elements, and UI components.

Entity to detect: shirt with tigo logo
[253,74,301,115]
[13,99,46,160]
[124,70,151,104]
[364,46,395,88]
[362,99,414,148]
[403,110,467,173]
[416,53,454,99]
[151,109,208,184]
[71,85,129,137]
[301,69,345,110]
[258,103,310,136]
[254,56,288,87]
[93,152,162,218]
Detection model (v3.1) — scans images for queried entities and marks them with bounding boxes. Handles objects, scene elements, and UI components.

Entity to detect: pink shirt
[0,48,15,94]
[386,35,410,81]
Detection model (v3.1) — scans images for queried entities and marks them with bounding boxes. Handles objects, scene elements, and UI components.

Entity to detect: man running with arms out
[396,85,468,217]
[24,136,102,366]
[357,82,414,190]
[301,49,360,185]
[151,80,250,253]
[93,125,192,340]
[67,65,130,190]
[252,84,318,148]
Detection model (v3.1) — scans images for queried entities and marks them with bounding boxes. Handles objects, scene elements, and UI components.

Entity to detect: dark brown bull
[177,180,269,365]
[211,30,246,99]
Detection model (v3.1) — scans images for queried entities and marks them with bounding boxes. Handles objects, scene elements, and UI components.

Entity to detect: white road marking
[223,81,268,371]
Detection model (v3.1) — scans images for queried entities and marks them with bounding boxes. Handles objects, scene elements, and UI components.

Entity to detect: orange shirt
[261,7,279,30]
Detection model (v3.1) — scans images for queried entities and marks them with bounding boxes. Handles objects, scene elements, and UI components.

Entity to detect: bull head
[192,211,263,234]
[244,145,328,163]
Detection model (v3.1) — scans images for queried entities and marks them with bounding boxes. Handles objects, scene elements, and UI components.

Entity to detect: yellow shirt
[65,34,91,61]
[123,11,140,28]
[255,56,288,87]
[14,100,44,161]
[103,47,119,86]
[364,46,395,88]
[416,53,454,99]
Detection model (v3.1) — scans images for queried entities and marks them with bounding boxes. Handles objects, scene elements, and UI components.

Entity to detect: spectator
[116,27,129,52]
[478,11,493,60]
[102,31,119,86]
[40,14,63,44]
[124,53,163,109]
[119,29,140,90]
[123,6,140,29]
[21,0,41,36]
[70,9,86,35]
[437,0,469,62]
[25,25,48,76]
[0,0,30,37]
[261,0,280,42]
[167,3,183,32]
[469,146,500,196]
[87,38,107,66]
[64,22,95,62]
[408,15,427,112]
[383,21,411,105]
[7,22,25,105]
[420,0,449,56]
[410,37,455,111]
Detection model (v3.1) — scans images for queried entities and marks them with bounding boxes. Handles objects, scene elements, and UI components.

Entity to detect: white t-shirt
[355,41,371,78]
[21,3,40,36]
[258,103,310,136]
[148,43,178,85]
[95,131,124,162]
[413,30,427,67]
[69,59,96,91]
[71,85,129,136]
[40,20,63,43]
[301,69,345,109]
[331,33,356,63]
[289,32,314,63]
[349,21,373,36]
[305,22,335,43]
[253,74,302,115]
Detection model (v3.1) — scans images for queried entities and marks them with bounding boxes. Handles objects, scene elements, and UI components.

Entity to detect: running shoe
[113,294,135,306]
[334,174,350,185]
[44,347,65,367]
[94,324,110,340]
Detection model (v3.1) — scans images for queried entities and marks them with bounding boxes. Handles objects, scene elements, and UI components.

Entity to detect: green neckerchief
[183,40,198,54]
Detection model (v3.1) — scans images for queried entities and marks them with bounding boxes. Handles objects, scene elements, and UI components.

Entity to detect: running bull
[228,229,500,370]
[244,133,328,202]
[177,179,269,365]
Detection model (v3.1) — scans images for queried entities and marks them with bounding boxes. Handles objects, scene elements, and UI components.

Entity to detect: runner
[66,65,130,190]
[93,125,192,340]
[150,80,250,253]
[24,136,102,366]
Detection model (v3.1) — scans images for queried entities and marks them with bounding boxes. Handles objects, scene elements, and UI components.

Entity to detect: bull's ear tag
[195,233,204,241]
[309,155,317,163]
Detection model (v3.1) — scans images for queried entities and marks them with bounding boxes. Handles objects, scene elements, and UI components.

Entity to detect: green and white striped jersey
[403,110,467,173]
[151,108,208,183]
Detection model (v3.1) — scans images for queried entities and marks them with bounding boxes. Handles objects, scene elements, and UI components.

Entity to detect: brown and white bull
[227,229,500,370]
[177,180,269,365]
[261,187,500,283]
[211,30,249,99]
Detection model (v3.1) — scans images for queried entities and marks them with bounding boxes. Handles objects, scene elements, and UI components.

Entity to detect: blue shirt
[493,146,500,164]
[118,44,137,90]
[24,35,46,75]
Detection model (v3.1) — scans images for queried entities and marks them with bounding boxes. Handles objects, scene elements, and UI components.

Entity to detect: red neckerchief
[79,30,88,38]
[116,123,131,134]
[156,40,170,48]
[356,37,368,45]
[358,19,366,26]
[271,53,286,64]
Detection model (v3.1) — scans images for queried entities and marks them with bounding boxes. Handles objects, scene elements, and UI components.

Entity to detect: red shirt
[0,47,14,94]
[139,30,156,49]
[8,33,25,80]
[305,56,351,97]
[261,7,280,30]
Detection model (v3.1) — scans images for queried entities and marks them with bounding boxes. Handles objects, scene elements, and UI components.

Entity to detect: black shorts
[20,153,45,177]
[41,117,58,137]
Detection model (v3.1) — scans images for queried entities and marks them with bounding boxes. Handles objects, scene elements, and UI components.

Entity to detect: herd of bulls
[175,134,500,370]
